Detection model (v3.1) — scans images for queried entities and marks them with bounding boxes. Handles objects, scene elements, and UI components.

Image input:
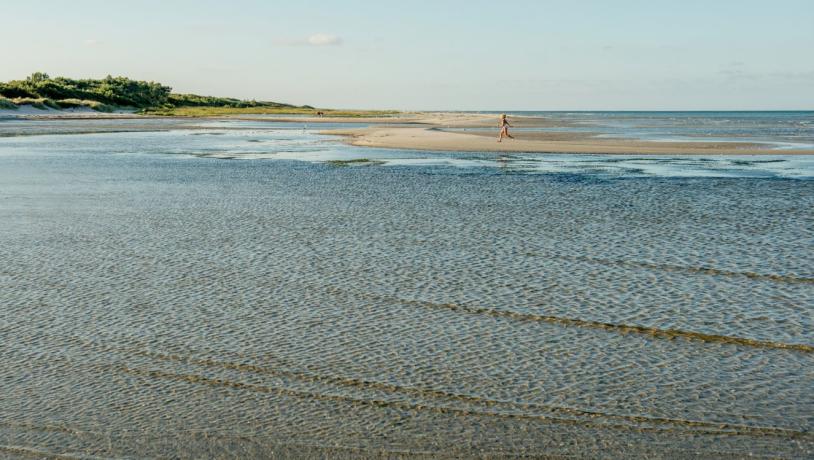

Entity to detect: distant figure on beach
[315,111,325,117]
[498,114,514,142]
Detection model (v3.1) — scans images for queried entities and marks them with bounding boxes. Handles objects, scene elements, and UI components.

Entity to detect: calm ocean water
[0,117,812,458]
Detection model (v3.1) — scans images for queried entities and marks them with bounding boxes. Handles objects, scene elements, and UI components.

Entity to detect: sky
[2,0,813,110]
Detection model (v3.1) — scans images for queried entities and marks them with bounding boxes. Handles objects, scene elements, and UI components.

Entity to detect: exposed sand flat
[229,115,427,124]
[321,113,814,155]
[228,112,559,127]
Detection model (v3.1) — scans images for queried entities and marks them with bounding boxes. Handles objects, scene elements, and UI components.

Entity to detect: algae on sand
[326,158,385,167]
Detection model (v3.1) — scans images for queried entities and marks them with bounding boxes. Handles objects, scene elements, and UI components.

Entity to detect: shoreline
[2,109,812,155]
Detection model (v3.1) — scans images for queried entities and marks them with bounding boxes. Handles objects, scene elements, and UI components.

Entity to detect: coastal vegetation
[0,96,17,110]
[0,72,393,117]
[0,72,171,110]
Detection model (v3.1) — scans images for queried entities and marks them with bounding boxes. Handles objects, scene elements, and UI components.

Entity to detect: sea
[0,112,812,458]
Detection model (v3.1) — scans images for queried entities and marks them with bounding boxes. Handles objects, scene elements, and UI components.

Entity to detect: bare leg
[498,128,505,142]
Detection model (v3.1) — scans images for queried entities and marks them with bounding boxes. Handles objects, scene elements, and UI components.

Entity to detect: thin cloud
[307,34,342,46]
[769,70,814,80]
[84,39,101,47]
[718,68,814,82]
[718,68,753,80]
[275,34,343,46]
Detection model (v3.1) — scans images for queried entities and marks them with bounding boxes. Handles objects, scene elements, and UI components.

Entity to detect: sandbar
[320,113,814,155]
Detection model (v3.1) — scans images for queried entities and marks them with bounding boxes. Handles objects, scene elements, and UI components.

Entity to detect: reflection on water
[0,119,812,458]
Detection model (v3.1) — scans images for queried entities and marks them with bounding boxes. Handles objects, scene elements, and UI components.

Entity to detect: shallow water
[486,111,814,150]
[0,119,812,458]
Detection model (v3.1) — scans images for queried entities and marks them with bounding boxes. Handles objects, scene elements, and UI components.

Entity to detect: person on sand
[498,114,514,142]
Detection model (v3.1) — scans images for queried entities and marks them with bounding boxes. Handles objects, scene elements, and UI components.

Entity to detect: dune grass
[0,96,17,110]
[10,97,60,110]
[54,98,116,112]
[0,96,115,112]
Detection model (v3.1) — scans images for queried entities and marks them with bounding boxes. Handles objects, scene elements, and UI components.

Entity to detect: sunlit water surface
[0,119,812,458]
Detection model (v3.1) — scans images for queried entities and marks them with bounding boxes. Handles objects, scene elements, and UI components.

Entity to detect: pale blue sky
[2,0,812,110]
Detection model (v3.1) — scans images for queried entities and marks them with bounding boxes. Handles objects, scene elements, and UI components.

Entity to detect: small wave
[299,285,813,352]
[0,419,103,437]
[130,348,807,437]
[114,366,809,438]
[554,255,814,285]
[389,297,813,353]
[0,444,109,460]
[56,338,800,437]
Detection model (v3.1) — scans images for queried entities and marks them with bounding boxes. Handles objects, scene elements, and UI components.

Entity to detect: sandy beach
[308,112,813,155]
